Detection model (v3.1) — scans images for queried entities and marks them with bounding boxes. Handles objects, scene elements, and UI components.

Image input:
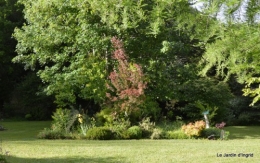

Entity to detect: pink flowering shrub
[106,37,147,117]
[215,122,226,129]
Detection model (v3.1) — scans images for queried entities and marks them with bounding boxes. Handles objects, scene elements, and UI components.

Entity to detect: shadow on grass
[6,155,127,163]
[226,126,260,139]
[0,121,51,141]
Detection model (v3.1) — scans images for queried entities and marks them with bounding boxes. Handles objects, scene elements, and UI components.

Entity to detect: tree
[13,0,109,107]
[13,0,202,106]
[199,0,260,105]
[13,0,234,121]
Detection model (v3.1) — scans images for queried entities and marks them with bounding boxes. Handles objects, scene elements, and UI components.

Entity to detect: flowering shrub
[215,122,227,140]
[77,114,96,136]
[181,120,206,137]
[139,117,155,138]
[215,122,226,129]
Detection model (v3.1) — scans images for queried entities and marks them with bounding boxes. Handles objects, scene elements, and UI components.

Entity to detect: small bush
[127,126,142,139]
[181,120,205,138]
[223,131,230,140]
[51,108,71,132]
[108,118,131,139]
[139,117,155,138]
[110,128,129,140]
[201,128,221,139]
[0,155,7,163]
[25,114,32,120]
[115,130,130,139]
[139,97,161,121]
[86,127,113,140]
[37,128,66,139]
[77,114,96,136]
[166,130,189,139]
[150,128,164,139]
[51,108,79,134]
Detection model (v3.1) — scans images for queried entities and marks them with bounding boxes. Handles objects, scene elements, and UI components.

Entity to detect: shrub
[108,118,131,139]
[139,117,155,138]
[51,108,78,134]
[0,154,7,163]
[223,131,230,140]
[77,114,96,136]
[181,120,205,138]
[139,97,161,121]
[127,126,142,139]
[215,122,226,129]
[86,127,113,140]
[157,120,184,132]
[150,128,164,139]
[201,128,221,139]
[65,132,84,140]
[51,108,71,131]
[37,128,66,139]
[166,130,189,139]
[25,114,32,120]
[114,130,130,139]
[95,108,114,125]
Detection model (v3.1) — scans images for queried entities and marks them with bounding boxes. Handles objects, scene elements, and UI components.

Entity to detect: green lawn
[1,121,260,163]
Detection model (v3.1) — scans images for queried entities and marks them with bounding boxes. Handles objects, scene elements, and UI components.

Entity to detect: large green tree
[13,0,200,105]
[13,0,233,121]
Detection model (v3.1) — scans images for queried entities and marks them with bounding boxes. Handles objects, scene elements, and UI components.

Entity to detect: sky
[191,0,259,23]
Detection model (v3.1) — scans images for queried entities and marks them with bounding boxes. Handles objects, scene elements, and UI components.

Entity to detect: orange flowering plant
[181,120,206,138]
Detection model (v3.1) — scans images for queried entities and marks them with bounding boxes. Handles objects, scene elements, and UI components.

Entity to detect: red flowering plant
[106,37,147,119]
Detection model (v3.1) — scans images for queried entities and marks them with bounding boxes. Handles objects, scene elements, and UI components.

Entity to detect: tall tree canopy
[13,0,203,106]
[12,0,234,123]
[199,0,260,105]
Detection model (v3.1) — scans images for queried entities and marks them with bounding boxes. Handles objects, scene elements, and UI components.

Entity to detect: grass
[0,121,260,163]
[226,126,260,139]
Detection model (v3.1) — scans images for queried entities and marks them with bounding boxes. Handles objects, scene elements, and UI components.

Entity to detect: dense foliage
[0,0,260,126]
[0,0,24,116]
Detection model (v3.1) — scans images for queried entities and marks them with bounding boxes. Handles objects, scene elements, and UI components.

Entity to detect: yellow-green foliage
[85,127,113,140]
[166,130,189,139]
[181,120,205,137]
[127,126,142,139]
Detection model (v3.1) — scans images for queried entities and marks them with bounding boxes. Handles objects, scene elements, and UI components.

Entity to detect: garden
[1,0,260,162]
[1,121,260,163]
